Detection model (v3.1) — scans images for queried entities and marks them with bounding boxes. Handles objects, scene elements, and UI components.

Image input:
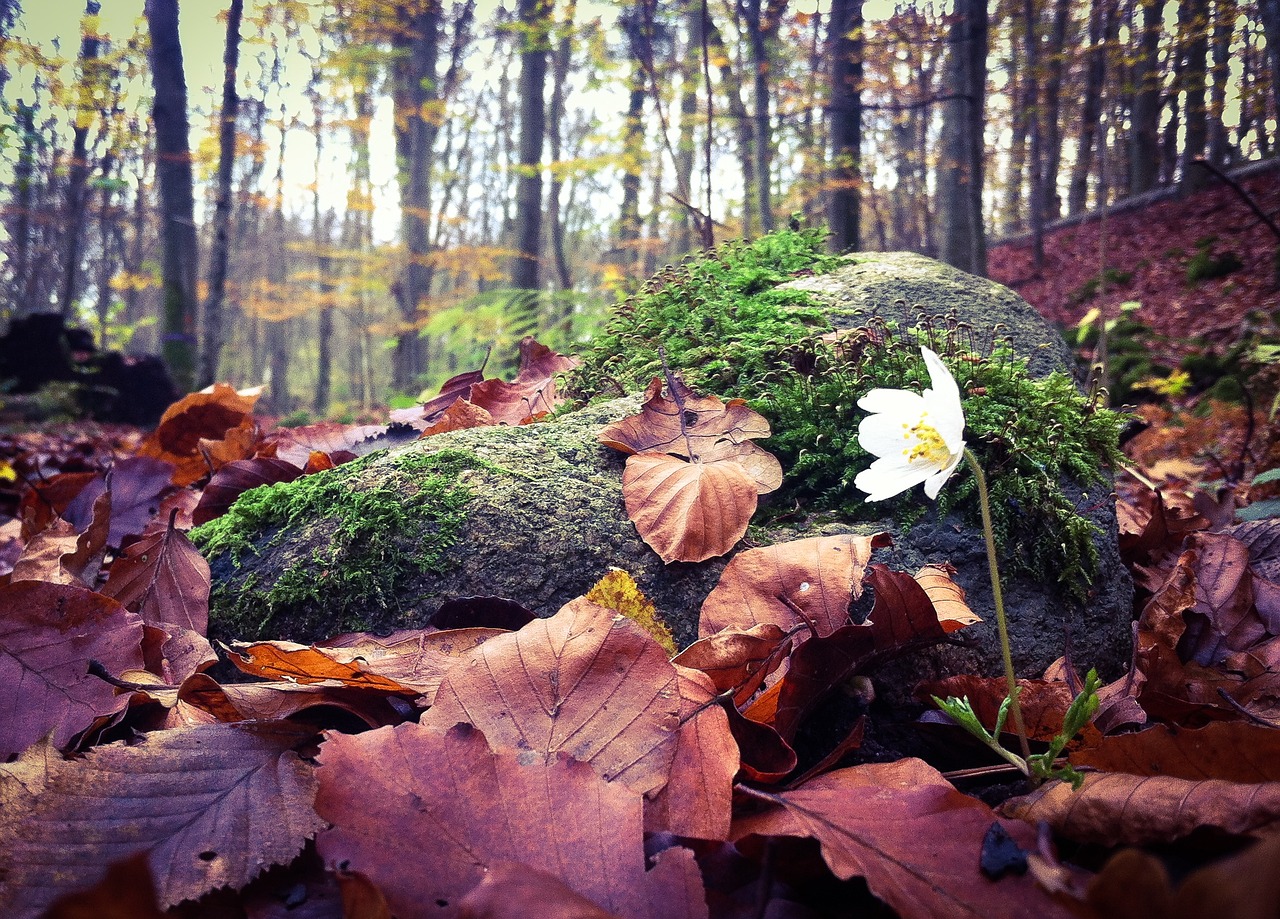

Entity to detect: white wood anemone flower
[854,346,966,501]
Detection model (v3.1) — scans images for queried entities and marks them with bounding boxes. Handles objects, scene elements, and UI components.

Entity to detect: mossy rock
[200,249,1133,707]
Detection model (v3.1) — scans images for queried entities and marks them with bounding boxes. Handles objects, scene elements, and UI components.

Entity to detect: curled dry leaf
[672,623,790,696]
[699,534,891,640]
[598,376,781,493]
[0,581,144,758]
[999,771,1280,846]
[315,721,708,919]
[317,627,510,701]
[0,723,324,916]
[268,421,387,467]
[732,758,1071,919]
[227,639,422,694]
[467,337,580,425]
[177,672,404,729]
[138,383,261,486]
[915,564,981,632]
[62,456,175,548]
[192,457,304,526]
[424,598,682,795]
[419,399,496,437]
[623,453,758,564]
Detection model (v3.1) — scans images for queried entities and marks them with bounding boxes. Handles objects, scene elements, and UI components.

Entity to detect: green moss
[192,448,487,638]
[573,228,1128,598]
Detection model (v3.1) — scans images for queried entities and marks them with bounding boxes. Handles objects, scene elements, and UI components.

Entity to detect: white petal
[921,347,961,405]
[857,387,926,415]
[857,411,923,458]
[922,448,965,499]
[923,388,966,451]
[855,456,935,502]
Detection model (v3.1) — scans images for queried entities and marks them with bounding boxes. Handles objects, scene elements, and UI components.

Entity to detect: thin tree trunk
[546,0,576,290]
[1263,0,1280,143]
[198,0,243,387]
[1130,0,1165,194]
[826,0,863,253]
[60,0,103,319]
[1068,0,1119,214]
[616,13,646,266]
[1023,0,1046,268]
[675,0,701,254]
[705,19,756,236]
[511,0,549,290]
[1206,0,1236,168]
[9,101,35,317]
[145,0,198,392]
[936,0,988,275]
[1040,0,1071,221]
[1179,0,1210,191]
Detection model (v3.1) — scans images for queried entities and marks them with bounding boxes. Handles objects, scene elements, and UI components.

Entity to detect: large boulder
[199,252,1133,699]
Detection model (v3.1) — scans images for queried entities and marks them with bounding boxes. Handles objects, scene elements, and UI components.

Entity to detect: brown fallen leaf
[466,337,580,425]
[42,853,168,919]
[999,770,1280,846]
[424,598,682,795]
[915,563,981,632]
[699,534,891,640]
[672,623,790,697]
[459,863,623,919]
[420,398,497,437]
[101,516,210,635]
[61,456,176,548]
[917,676,1078,743]
[176,672,404,728]
[1071,721,1280,783]
[1086,835,1280,919]
[645,665,740,840]
[0,722,324,915]
[731,758,1071,919]
[622,453,758,564]
[226,640,421,694]
[192,456,304,526]
[0,580,144,758]
[138,383,261,486]
[315,721,708,919]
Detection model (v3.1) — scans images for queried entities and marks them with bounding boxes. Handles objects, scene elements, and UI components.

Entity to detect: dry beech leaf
[0,581,144,758]
[138,383,261,486]
[645,666,740,841]
[420,399,497,437]
[915,564,980,632]
[101,518,210,634]
[999,771,1280,846]
[176,672,403,728]
[315,721,708,919]
[700,534,891,640]
[622,453,757,564]
[268,420,387,466]
[731,758,1070,919]
[389,367,487,427]
[458,862,623,919]
[1087,834,1280,919]
[226,640,420,694]
[42,853,168,919]
[0,723,324,915]
[1071,722,1280,783]
[192,457,304,526]
[672,623,790,695]
[467,337,580,425]
[598,376,781,493]
[317,627,510,701]
[62,456,176,549]
[10,516,95,586]
[424,598,681,796]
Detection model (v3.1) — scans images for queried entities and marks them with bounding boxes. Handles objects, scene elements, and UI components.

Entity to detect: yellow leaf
[585,568,676,656]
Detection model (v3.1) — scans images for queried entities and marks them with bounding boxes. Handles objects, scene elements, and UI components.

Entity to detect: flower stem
[963,447,1032,765]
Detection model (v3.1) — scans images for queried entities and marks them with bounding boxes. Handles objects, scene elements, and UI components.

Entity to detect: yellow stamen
[908,420,951,465]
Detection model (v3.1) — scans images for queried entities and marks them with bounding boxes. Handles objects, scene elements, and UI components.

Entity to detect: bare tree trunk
[1129,0,1165,194]
[59,0,103,319]
[705,18,756,237]
[743,0,786,234]
[1023,0,1046,268]
[1206,0,1236,168]
[9,101,36,318]
[616,11,647,266]
[1068,0,1119,214]
[1179,0,1210,191]
[198,0,243,387]
[511,0,549,290]
[936,0,988,276]
[675,0,701,254]
[1263,0,1280,144]
[826,0,862,253]
[1040,0,1072,222]
[546,0,576,290]
[145,0,198,392]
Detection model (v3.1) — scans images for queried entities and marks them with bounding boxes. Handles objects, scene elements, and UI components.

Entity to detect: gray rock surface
[204,253,1133,701]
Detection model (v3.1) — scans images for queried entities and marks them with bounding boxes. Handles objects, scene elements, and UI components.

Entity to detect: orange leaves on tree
[0,581,144,758]
[732,759,1072,919]
[315,722,709,919]
[0,723,325,916]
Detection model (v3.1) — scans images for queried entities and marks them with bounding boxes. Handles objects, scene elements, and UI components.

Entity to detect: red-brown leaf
[1000,771,1280,845]
[732,759,1070,919]
[0,723,323,914]
[699,535,890,640]
[0,581,144,757]
[457,863,623,919]
[419,399,496,437]
[424,598,681,795]
[622,453,758,564]
[192,457,304,526]
[100,519,210,634]
[672,623,790,696]
[138,384,261,486]
[1071,721,1280,782]
[315,721,708,919]
[466,337,579,424]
